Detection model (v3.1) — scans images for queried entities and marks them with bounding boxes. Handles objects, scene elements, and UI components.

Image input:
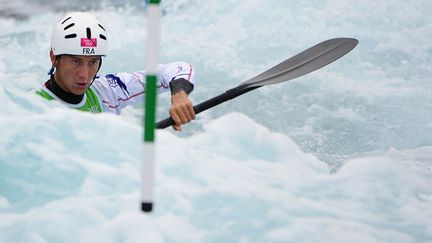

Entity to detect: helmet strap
[47,66,55,76]
[90,56,103,86]
[47,56,60,76]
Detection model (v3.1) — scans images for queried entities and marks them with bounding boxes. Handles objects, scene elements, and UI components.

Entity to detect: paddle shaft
[156,85,259,129]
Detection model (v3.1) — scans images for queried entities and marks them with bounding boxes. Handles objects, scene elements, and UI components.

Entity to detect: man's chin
[71,88,87,96]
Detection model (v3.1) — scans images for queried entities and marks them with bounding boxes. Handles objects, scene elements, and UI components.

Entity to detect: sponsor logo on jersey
[89,105,99,113]
[106,74,129,95]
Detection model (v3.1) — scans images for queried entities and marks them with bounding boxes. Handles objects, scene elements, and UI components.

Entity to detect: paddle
[156,37,359,129]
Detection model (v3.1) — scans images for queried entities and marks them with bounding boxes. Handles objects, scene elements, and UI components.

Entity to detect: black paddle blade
[240,38,358,88]
[156,37,359,129]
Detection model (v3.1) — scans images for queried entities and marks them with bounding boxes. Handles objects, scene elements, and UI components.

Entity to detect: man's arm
[160,63,196,131]
[92,62,196,130]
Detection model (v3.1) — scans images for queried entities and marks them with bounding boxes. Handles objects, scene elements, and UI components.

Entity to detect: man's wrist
[169,78,194,95]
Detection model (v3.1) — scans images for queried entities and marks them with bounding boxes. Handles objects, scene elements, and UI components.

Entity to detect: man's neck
[46,75,84,105]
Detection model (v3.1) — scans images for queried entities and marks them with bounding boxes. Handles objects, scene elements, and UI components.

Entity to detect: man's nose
[77,64,93,80]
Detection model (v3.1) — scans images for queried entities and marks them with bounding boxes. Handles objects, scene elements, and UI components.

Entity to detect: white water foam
[1,0,431,242]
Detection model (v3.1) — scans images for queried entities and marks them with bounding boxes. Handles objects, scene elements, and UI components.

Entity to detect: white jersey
[91,61,195,114]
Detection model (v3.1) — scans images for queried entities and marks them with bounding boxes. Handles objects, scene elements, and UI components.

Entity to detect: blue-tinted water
[0,0,431,242]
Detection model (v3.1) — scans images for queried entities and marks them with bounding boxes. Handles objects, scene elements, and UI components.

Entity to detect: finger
[177,108,189,124]
[174,104,191,124]
[181,101,195,121]
[172,105,190,124]
[172,124,182,131]
[169,109,182,126]
[179,105,192,123]
[188,103,195,120]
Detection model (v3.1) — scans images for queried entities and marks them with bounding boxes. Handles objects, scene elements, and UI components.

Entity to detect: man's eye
[71,60,80,65]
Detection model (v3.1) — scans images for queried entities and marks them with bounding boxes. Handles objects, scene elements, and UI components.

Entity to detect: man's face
[54,55,101,95]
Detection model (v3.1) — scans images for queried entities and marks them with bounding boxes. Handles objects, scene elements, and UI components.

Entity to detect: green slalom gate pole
[141,0,161,213]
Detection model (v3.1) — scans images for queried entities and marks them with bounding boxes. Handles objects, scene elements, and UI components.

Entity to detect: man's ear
[49,50,56,65]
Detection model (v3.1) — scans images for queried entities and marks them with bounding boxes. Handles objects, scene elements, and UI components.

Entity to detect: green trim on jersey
[37,87,103,113]
[37,89,55,101]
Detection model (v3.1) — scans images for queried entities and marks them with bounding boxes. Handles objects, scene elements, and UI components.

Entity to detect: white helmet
[51,12,108,56]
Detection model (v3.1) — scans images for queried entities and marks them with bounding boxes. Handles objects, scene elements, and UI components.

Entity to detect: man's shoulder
[37,87,55,100]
